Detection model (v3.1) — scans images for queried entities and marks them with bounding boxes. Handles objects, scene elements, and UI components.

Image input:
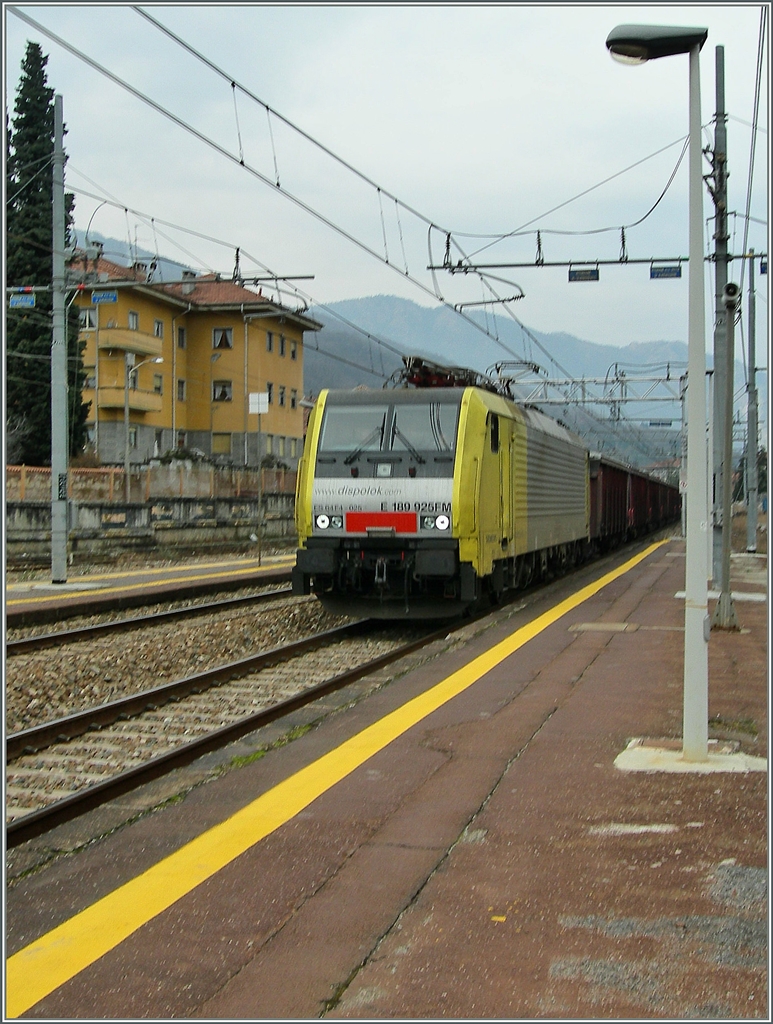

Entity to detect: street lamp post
[210,352,221,456]
[124,354,163,502]
[606,23,710,762]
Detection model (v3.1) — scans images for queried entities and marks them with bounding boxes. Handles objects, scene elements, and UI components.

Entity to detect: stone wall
[6,493,296,566]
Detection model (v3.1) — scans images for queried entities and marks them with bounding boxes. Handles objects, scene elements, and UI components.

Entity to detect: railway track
[6,564,294,629]
[6,618,453,847]
[6,535,675,849]
[6,587,294,655]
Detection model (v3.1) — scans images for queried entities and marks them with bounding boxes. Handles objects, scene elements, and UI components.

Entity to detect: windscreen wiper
[344,425,383,464]
[392,426,426,463]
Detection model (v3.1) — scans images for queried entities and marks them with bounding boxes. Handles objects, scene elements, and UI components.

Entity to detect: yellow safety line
[6,560,295,607]
[5,541,666,1018]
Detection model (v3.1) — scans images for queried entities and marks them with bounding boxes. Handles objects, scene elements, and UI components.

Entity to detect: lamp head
[606,24,708,64]
[722,282,741,310]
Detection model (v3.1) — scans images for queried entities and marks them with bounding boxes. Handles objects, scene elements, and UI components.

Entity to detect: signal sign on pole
[568,267,599,282]
[249,392,269,415]
[9,293,36,308]
[650,265,682,279]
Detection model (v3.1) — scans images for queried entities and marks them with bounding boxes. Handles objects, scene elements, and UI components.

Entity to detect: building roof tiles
[71,253,320,329]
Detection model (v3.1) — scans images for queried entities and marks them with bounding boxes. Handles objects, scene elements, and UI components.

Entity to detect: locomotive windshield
[318,405,389,452]
[390,402,456,452]
[319,399,459,455]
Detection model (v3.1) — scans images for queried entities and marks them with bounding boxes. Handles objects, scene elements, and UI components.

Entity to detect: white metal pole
[257,411,263,565]
[705,370,713,570]
[682,44,709,762]
[746,251,759,551]
[94,301,100,457]
[124,353,132,502]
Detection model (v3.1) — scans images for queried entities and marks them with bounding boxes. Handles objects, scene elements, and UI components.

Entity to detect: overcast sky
[4,3,769,359]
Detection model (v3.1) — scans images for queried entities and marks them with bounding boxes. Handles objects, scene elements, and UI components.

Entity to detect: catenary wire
[9,9,687,461]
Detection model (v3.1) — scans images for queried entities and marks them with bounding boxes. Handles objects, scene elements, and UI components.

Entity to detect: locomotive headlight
[330,515,343,529]
[420,514,450,531]
[315,514,330,530]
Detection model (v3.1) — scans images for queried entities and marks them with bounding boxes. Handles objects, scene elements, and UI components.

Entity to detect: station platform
[4,553,295,627]
[5,537,768,1019]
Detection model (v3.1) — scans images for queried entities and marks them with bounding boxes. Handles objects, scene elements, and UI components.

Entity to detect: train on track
[293,357,680,618]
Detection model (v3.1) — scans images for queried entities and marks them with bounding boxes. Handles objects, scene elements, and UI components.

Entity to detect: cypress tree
[6,41,88,466]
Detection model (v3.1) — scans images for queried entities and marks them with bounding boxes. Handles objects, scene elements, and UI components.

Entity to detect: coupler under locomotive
[292,537,473,619]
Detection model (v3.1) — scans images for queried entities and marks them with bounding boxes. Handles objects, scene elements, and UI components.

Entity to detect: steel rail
[6,586,294,655]
[6,620,453,848]
[7,619,373,761]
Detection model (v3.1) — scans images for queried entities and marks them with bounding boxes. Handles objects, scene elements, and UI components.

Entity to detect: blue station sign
[9,293,36,308]
[650,265,682,279]
[568,268,599,282]
[91,290,118,304]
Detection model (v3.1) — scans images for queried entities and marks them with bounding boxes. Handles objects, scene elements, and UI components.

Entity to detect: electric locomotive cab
[293,388,465,617]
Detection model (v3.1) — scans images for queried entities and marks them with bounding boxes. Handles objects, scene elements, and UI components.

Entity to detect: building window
[129,427,138,448]
[212,380,233,402]
[290,438,297,458]
[279,386,286,407]
[154,319,164,338]
[290,389,297,410]
[128,310,139,331]
[153,373,163,395]
[279,334,286,357]
[266,331,273,353]
[177,326,186,349]
[154,429,163,455]
[266,382,274,404]
[265,434,273,455]
[290,340,298,360]
[177,379,186,402]
[84,368,96,389]
[177,430,186,448]
[79,308,97,330]
[129,369,139,389]
[278,436,285,457]
[212,433,232,455]
[213,327,233,349]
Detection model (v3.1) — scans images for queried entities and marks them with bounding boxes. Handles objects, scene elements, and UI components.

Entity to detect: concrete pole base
[711,592,740,630]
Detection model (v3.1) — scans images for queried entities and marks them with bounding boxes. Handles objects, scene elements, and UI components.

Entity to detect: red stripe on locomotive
[345,511,417,533]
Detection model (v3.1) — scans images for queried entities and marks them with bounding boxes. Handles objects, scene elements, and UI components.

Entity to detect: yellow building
[72,255,321,468]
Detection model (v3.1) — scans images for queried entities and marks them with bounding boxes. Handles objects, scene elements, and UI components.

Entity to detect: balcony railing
[98,387,163,413]
[96,327,162,358]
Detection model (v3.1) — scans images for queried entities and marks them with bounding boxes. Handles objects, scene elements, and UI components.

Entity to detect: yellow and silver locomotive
[293,358,602,618]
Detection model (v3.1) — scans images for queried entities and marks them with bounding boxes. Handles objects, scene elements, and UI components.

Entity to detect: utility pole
[711,282,740,630]
[51,94,68,583]
[709,46,730,589]
[746,250,759,551]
